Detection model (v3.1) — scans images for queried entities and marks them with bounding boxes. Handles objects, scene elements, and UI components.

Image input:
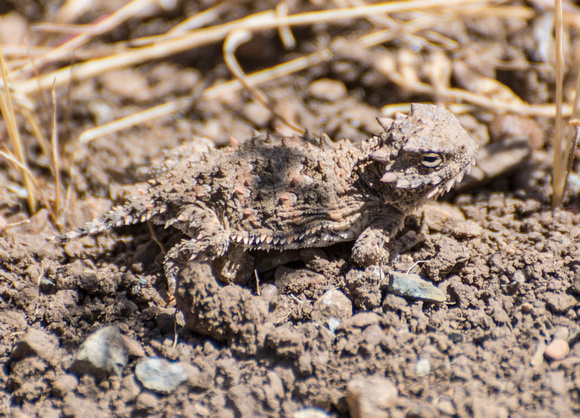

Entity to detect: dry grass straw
[0,47,36,213]
[224,29,305,134]
[552,0,578,206]
[50,81,62,226]
[552,0,565,207]
[76,0,481,142]
[0,74,60,222]
[77,0,551,142]
[11,0,476,94]
[2,0,579,214]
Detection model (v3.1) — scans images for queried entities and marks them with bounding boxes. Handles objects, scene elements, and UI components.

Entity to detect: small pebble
[415,356,431,377]
[242,101,271,127]
[52,374,79,397]
[544,338,570,361]
[548,371,568,395]
[308,78,347,101]
[421,202,465,233]
[100,69,150,102]
[259,283,278,300]
[71,325,129,377]
[489,113,543,149]
[437,399,456,416]
[311,288,353,325]
[135,357,189,394]
[267,371,284,398]
[388,271,446,303]
[11,328,60,362]
[136,392,159,411]
[554,327,569,340]
[122,375,142,401]
[122,335,145,357]
[452,220,483,238]
[346,375,398,418]
[293,408,332,418]
[327,318,341,332]
[545,293,578,313]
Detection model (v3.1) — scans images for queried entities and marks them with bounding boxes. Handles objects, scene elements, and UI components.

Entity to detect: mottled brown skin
[61,104,478,293]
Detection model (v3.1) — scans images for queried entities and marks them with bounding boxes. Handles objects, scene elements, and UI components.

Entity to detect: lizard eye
[421,153,442,168]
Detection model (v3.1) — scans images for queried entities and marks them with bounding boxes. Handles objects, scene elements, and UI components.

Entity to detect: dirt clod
[346,375,398,418]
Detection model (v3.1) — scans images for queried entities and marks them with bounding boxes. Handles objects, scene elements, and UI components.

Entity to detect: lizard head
[369,103,478,199]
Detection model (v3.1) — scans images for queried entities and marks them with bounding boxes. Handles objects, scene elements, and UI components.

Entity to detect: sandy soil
[1,1,579,417]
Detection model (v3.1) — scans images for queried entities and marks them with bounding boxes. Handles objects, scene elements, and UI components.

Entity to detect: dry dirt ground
[1,0,580,417]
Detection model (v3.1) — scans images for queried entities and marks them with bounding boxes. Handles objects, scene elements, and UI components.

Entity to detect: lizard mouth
[426,160,475,199]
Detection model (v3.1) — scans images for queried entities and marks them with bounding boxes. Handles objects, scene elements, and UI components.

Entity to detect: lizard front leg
[347,216,405,310]
[163,226,231,295]
[351,216,404,266]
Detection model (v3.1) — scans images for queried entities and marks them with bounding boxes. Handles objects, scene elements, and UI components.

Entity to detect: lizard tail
[56,202,151,242]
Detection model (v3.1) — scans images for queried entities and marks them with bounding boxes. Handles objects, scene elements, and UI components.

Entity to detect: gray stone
[311,288,353,325]
[71,325,129,378]
[135,357,189,394]
[294,408,332,418]
[388,271,446,302]
[415,356,431,377]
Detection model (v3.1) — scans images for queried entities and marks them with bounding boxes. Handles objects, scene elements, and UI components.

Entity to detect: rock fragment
[136,392,160,412]
[135,357,189,394]
[52,374,79,397]
[311,288,353,326]
[308,78,347,101]
[421,202,465,233]
[11,328,60,362]
[415,356,431,377]
[71,325,129,378]
[388,271,446,302]
[544,292,578,314]
[294,408,332,418]
[346,375,398,418]
[544,338,570,361]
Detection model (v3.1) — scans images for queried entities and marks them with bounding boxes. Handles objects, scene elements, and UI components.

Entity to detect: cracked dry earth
[1,1,580,417]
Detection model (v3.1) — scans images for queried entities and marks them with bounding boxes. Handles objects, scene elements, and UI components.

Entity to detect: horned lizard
[61,104,478,293]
